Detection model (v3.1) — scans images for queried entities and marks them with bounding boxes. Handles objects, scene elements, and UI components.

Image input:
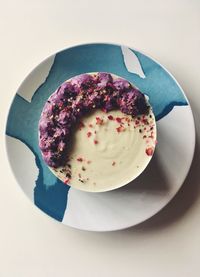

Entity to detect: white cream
[51,109,156,192]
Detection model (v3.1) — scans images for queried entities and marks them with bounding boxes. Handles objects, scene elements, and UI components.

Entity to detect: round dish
[39,72,157,192]
[5,43,195,231]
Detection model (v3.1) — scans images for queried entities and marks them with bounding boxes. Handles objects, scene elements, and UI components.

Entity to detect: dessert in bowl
[39,72,157,192]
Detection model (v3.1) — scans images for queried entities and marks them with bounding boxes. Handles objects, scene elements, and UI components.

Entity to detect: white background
[0,0,200,276]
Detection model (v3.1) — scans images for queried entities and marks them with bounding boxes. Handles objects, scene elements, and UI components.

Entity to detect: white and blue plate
[5,43,195,231]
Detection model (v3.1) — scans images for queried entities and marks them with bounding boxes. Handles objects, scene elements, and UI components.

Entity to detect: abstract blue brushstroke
[6,43,188,221]
[6,95,70,221]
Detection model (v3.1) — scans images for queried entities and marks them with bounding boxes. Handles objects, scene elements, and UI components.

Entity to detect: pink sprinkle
[64,179,70,184]
[116,126,125,133]
[87,132,92,138]
[146,147,154,156]
[79,121,85,128]
[116,117,122,123]
[77,157,83,162]
[108,115,114,120]
[96,117,103,125]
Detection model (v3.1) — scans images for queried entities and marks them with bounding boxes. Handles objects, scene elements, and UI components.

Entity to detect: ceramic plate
[6,43,195,231]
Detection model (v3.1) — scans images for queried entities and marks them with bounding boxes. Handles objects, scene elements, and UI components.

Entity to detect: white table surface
[0,0,200,276]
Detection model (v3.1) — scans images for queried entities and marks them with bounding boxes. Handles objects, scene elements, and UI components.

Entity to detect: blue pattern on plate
[6,43,188,221]
[6,95,70,221]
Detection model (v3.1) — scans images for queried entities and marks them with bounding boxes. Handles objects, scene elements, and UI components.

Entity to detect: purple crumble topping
[39,73,149,167]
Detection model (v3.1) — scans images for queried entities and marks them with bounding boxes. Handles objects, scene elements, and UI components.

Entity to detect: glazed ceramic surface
[6,43,195,231]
